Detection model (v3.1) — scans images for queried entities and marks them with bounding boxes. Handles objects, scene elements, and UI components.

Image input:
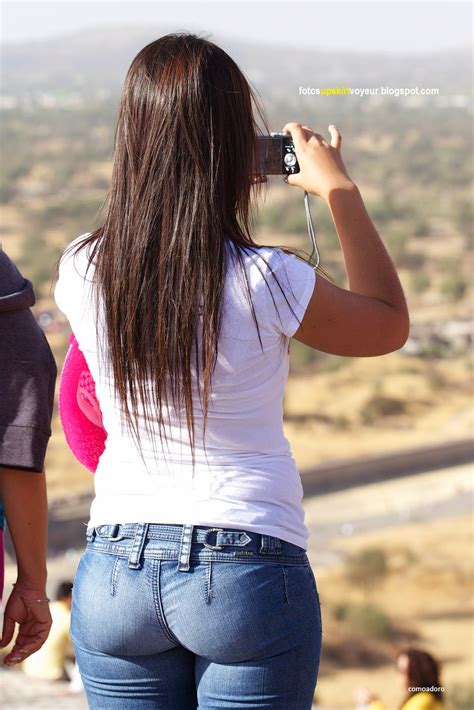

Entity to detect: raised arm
[283,122,409,357]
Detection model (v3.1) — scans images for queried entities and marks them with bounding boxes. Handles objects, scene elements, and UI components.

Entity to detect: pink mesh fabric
[58,333,106,473]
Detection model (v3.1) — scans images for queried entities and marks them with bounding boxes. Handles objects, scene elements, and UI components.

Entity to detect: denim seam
[150,559,181,646]
[110,557,120,597]
[279,563,290,605]
[307,567,322,612]
[86,543,133,556]
[206,561,213,605]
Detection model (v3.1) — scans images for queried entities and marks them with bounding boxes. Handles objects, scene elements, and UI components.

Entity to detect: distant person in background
[355,647,444,709]
[0,246,56,667]
[21,581,74,681]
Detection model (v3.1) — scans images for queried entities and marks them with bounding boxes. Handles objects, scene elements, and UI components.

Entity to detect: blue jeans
[71,522,322,709]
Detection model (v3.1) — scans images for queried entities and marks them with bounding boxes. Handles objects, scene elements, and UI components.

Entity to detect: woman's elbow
[385,310,410,354]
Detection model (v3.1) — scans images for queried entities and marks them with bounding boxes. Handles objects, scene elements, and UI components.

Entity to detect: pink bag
[58,333,106,472]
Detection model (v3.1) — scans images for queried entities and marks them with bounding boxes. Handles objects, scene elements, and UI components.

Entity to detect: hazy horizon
[1,1,472,55]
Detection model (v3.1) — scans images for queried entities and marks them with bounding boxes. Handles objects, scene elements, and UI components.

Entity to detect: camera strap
[303,191,320,269]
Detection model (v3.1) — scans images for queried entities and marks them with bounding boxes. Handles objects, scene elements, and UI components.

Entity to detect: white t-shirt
[54,234,316,550]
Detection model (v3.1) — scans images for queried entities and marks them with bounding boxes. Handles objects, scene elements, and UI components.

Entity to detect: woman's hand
[282,122,354,200]
[0,584,52,665]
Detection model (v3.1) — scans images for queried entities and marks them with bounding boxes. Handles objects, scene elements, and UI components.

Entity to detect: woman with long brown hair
[54,33,409,709]
[355,647,444,709]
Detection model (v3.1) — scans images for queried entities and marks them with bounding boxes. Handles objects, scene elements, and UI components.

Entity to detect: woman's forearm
[326,182,409,317]
[0,468,48,588]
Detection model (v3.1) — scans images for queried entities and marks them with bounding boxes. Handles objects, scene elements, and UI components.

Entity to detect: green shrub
[401,548,418,565]
[362,395,407,422]
[418,341,450,359]
[347,603,393,640]
[440,274,468,302]
[332,604,349,621]
[345,547,388,593]
[411,271,431,294]
[427,367,447,390]
[413,218,431,237]
[333,414,350,431]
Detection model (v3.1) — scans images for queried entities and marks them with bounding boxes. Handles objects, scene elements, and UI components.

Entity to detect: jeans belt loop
[259,533,283,555]
[127,523,149,570]
[177,524,195,572]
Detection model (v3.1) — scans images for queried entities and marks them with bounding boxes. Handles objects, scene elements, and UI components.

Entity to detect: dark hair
[397,647,444,707]
[58,32,313,471]
[56,581,73,600]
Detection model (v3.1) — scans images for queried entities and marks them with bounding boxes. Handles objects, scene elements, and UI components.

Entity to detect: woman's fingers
[1,597,52,665]
[280,120,350,197]
[283,122,327,148]
[0,615,15,648]
[328,124,341,150]
[302,127,326,143]
[4,620,51,664]
[283,122,340,148]
[12,624,49,656]
[281,122,308,150]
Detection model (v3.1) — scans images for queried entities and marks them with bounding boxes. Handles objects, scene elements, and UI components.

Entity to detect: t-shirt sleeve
[262,248,316,338]
[54,232,92,316]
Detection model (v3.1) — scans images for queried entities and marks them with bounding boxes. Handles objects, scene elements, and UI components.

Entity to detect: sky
[1,1,472,54]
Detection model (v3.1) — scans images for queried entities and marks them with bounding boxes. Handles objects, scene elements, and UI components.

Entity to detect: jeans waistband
[85,522,308,572]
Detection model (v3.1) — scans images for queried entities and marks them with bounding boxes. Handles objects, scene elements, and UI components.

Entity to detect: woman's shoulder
[59,232,94,268]
[227,241,306,283]
[55,232,96,315]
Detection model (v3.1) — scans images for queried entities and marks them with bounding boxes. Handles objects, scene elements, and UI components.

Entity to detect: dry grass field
[311,512,473,709]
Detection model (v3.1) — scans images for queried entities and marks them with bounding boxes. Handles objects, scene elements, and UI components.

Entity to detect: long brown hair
[59,33,313,471]
[398,648,444,708]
